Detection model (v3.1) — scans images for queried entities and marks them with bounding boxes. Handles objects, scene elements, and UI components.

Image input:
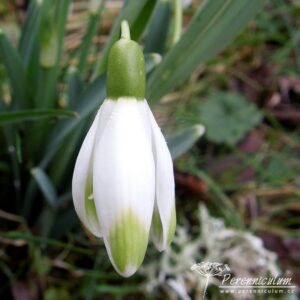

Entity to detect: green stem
[78,1,105,75]
[171,0,182,45]
[121,20,131,39]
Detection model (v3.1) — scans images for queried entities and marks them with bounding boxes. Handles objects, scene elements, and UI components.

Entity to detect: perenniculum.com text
[219,274,296,295]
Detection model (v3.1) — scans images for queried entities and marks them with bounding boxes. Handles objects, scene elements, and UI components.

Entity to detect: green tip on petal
[167,206,176,244]
[152,208,163,249]
[84,173,101,237]
[152,205,176,251]
[107,210,149,277]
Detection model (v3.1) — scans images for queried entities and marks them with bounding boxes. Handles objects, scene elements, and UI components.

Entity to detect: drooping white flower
[72,97,176,277]
[72,20,176,277]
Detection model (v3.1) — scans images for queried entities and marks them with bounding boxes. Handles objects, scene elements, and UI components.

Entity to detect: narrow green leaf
[55,0,71,61]
[4,231,92,255]
[31,167,58,208]
[35,0,71,108]
[196,170,242,228]
[169,0,182,45]
[67,67,84,109]
[38,0,70,68]
[50,122,85,187]
[144,0,172,54]
[18,0,41,68]
[25,75,104,212]
[147,0,265,103]
[0,31,29,108]
[40,75,106,168]
[0,109,77,125]
[130,0,158,41]
[167,125,205,159]
[94,0,157,76]
[34,67,59,108]
[95,285,141,295]
[78,1,105,75]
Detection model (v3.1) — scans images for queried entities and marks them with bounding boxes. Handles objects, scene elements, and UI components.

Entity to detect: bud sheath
[107,21,146,100]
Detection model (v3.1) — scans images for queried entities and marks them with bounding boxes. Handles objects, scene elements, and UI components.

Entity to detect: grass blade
[35,0,71,107]
[0,30,29,108]
[4,231,91,255]
[78,1,105,75]
[144,0,172,54]
[24,75,105,213]
[0,109,77,125]
[18,0,41,68]
[169,0,182,45]
[167,124,205,160]
[147,0,265,103]
[196,170,242,228]
[67,67,84,109]
[40,75,106,168]
[130,0,158,41]
[31,167,58,208]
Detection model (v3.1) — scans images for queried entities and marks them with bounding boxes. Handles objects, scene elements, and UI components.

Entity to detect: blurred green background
[0,0,299,299]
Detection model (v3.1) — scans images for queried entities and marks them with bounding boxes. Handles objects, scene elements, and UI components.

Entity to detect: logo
[191,262,230,296]
[191,261,296,298]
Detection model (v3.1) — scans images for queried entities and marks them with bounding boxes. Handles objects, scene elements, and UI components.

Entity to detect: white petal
[93,98,155,276]
[72,100,115,237]
[146,102,176,251]
[94,99,116,142]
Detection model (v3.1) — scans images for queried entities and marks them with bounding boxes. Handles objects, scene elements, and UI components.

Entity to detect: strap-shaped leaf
[196,170,242,228]
[144,0,172,54]
[67,67,84,109]
[4,231,92,255]
[130,0,158,41]
[147,0,265,103]
[34,0,71,108]
[40,75,106,167]
[78,1,105,75]
[0,109,77,125]
[18,0,41,68]
[167,125,205,160]
[0,31,29,108]
[31,167,58,208]
[38,0,71,68]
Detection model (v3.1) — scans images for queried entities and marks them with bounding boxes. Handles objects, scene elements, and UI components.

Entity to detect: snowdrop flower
[72,21,176,277]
